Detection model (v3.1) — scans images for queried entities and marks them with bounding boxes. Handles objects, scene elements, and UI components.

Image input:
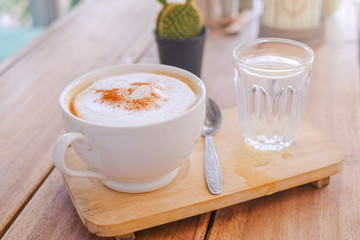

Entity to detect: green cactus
[156,0,203,40]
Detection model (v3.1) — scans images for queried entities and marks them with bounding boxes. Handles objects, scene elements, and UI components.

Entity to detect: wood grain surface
[60,109,344,237]
[1,0,359,239]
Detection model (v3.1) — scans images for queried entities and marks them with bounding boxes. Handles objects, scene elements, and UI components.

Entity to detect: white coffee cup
[53,64,206,193]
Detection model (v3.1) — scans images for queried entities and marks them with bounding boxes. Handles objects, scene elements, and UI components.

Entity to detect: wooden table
[1,0,359,239]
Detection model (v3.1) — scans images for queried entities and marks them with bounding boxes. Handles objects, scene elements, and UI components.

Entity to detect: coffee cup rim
[59,64,206,128]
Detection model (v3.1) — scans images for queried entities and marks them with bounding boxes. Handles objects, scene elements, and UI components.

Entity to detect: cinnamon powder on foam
[95,82,162,111]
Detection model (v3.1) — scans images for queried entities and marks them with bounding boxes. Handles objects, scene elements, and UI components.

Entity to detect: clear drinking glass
[232,38,314,151]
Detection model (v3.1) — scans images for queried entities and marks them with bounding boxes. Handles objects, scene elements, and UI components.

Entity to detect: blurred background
[0,0,357,63]
[0,0,80,61]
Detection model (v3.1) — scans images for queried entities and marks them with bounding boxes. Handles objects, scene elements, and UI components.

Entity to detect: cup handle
[53,132,109,181]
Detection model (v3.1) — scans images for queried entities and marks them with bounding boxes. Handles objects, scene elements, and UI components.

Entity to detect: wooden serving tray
[63,108,344,238]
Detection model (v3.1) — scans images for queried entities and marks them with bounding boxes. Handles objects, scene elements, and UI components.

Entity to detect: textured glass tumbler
[233,38,314,151]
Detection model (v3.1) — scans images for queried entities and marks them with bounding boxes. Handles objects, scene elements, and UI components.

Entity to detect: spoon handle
[204,134,222,195]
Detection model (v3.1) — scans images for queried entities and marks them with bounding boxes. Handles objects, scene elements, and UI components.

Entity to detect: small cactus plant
[156,0,203,40]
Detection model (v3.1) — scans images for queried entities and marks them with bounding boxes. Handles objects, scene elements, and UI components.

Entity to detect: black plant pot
[155,26,209,77]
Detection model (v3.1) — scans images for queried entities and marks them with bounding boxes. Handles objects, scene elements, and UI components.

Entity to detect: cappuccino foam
[72,72,197,126]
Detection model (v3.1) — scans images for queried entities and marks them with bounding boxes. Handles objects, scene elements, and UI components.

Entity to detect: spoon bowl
[202,98,222,135]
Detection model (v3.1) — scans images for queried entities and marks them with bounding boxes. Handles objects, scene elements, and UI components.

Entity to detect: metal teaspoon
[202,98,222,195]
